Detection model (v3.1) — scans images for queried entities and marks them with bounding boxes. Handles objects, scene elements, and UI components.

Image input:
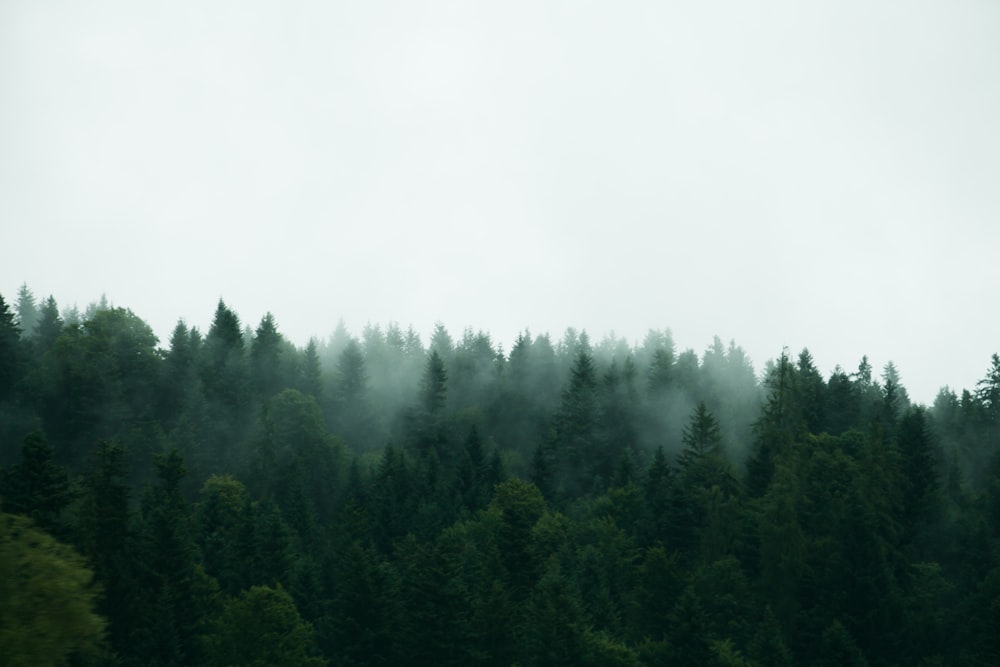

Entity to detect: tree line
[1,285,999,666]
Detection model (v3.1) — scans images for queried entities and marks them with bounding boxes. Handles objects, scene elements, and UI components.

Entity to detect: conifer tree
[0,293,23,403]
[0,431,72,537]
[33,295,63,353]
[14,283,39,339]
[77,439,134,654]
[679,401,723,470]
[251,312,285,400]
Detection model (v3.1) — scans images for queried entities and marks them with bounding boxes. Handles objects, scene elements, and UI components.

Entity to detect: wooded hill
[2,288,999,666]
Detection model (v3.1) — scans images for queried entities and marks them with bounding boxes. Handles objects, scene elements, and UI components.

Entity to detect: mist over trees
[1,288,1000,665]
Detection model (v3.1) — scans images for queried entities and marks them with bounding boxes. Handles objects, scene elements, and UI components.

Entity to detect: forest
[1,284,999,666]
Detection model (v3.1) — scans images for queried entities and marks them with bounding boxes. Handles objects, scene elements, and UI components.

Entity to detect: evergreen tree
[203,585,327,667]
[33,294,64,353]
[745,349,794,497]
[679,401,723,470]
[132,449,202,666]
[300,338,324,402]
[0,293,23,403]
[816,620,869,667]
[14,283,39,339]
[551,349,599,498]
[77,439,135,655]
[795,348,826,434]
[0,431,72,536]
[251,312,285,400]
[332,338,375,450]
[897,406,940,544]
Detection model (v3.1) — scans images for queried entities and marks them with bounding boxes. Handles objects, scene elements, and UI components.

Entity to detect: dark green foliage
[132,449,203,666]
[679,401,723,470]
[34,294,64,353]
[816,620,869,667]
[251,312,285,400]
[3,291,1000,666]
[0,431,72,535]
[0,511,106,665]
[76,439,134,654]
[14,284,39,337]
[203,584,326,667]
[0,293,24,402]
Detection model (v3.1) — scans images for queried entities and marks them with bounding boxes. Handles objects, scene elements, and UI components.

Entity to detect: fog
[2,1,1000,405]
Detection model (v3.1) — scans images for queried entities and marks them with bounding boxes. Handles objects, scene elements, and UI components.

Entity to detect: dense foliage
[1,286,999,666]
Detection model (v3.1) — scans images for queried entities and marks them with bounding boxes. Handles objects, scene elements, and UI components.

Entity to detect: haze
[2,0,998,404]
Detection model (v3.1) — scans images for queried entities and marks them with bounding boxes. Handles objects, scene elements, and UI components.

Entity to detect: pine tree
[679,401,723,470]
[300,338,324,403]
[251,312,285,400]
[552,349,599,497]
[0,293,23,403]
[133,449,202,666]
[77,439,134,654]
[14,283,39,339]
[203,585,327,667]
[0,431,72,537]
[897,406,940,544]
[33,295,63,353]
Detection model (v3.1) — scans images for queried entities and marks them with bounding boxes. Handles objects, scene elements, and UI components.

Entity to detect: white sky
[2,0,998,404]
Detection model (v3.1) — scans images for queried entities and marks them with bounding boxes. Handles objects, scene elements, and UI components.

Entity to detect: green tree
[0,293,23,403]
[897,407,940,545]
[816,620,869,667]
[203,585,326,667]
[0,512,106,666]
[132,449,203,666]
[0,431,72,536]
[517,556,590,667]
[745,350,794,497]
[679,401,723,470]
[300,338,324,402]
[251,312,286,400]
[14,283,39,339]
[34,295,64,353]
[76,439,135,655]
[331,338,376,450]
[550,349,599,498]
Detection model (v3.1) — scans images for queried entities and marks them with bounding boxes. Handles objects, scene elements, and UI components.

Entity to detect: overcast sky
[2,0,998,404]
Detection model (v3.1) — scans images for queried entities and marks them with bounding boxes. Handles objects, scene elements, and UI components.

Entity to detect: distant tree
[0,293,23,403]
[795,349,826,434]
[332,338,375,449]
[33,295,64,353]
[421,349,448,417]
[551,349,599,498]
[251,312,285,400]
[300,338,324,403]
[825,367,859,435]
[14,283,39,339]
[679,401,723,470]
[975,353,1000,426]
[413,350,449,456]
[38,307,161,470]
[897,407,940,542]
[745,349,794,497]
[594,358,641,490]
